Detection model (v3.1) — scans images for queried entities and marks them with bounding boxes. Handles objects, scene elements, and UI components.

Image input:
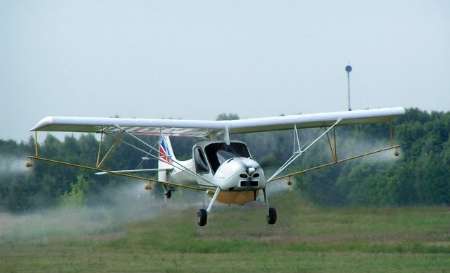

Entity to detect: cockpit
[193,141,251,174]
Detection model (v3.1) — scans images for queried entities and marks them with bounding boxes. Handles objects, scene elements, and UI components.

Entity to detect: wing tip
[30,116,55,131]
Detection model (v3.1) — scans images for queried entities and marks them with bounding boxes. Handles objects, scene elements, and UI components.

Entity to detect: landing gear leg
[197,187,221,227]
[263,188,277,225]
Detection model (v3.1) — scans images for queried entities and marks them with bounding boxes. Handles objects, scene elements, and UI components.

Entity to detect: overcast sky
[1,0,449,140]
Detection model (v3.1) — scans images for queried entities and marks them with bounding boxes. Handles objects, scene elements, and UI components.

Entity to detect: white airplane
[28,107,404,226]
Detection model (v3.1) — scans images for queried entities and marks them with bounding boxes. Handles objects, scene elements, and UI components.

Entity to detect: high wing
[29,107,406,193]
[227,107,405,133]
[31,107,405,136]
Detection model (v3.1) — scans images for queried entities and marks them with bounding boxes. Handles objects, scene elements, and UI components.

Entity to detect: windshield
[216,150,235,164]
[204,142,251,173]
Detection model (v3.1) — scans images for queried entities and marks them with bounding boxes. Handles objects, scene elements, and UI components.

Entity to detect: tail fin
[158,136,176,181]
[159,135,176,164]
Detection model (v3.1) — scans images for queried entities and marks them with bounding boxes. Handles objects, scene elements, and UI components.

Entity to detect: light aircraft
[28,107,404,226]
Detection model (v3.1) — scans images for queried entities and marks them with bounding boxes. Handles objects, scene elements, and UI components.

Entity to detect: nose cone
[239,157,259,168]
[214,157,265,190]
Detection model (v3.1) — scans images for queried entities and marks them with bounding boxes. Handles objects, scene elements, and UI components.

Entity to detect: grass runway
[1,192,449,273]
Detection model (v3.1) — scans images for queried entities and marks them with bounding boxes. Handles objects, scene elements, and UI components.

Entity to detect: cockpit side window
[194,147,209,174]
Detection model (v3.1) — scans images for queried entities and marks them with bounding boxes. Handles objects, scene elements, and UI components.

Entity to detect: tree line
[0,108,448,212]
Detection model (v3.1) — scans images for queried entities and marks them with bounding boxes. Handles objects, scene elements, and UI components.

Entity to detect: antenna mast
[345,64,352,111]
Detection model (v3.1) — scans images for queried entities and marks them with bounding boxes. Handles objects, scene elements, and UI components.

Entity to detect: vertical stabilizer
[158,135,176,181]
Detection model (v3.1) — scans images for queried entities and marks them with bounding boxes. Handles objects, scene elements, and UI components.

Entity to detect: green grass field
[1,192,450,273]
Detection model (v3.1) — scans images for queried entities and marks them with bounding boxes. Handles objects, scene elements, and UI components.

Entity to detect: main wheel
[197,209,207,226]
[165,190,172,199]
[267,207,277,225]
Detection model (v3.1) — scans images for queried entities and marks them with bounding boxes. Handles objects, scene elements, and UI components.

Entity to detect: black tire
[197,209,207,226]
[165,190,172,199]
[267,207,277,225]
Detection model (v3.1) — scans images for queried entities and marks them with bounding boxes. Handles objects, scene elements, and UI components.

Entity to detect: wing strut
[326,127,338,162]
[267,119,342,182]
[96,131,123,168]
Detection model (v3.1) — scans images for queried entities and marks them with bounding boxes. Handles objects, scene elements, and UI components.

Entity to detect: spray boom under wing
[95,168,173,176]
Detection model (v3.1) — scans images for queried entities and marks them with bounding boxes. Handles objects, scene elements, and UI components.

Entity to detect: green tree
[60,175,89,208]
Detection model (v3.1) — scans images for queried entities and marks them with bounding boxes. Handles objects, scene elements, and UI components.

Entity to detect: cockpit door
[193,146,210,174]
